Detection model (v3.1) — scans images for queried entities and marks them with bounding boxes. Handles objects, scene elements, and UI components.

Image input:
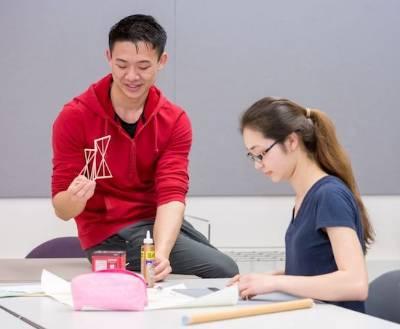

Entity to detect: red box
[91,250,126,272]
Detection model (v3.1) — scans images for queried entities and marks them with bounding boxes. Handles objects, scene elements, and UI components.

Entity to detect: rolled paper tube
[182,298,314,325]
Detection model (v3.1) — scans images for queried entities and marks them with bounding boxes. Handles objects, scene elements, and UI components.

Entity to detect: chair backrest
[365,270,400,324]
[26,237,85,258]
[185,214,211,242]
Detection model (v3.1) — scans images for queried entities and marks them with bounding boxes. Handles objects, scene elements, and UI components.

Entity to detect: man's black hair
[109,14,167,59]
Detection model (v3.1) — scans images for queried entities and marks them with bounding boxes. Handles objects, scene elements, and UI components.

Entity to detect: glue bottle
[141,230,155,287]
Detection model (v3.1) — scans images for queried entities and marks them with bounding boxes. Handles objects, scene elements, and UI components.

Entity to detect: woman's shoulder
[311,175,357,209]
[314,175,352,195]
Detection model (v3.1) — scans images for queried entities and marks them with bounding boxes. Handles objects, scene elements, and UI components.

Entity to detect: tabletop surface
[1,281,399,329]
[0,259,399,328]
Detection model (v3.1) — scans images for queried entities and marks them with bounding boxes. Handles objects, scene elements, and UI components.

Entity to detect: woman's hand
[228,273,278,299]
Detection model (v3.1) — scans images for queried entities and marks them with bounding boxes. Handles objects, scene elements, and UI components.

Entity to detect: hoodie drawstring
[154,115,159,154]
[105,119,109,136]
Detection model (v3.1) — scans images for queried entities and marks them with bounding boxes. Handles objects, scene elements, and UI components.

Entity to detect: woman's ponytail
[310,109,374,247]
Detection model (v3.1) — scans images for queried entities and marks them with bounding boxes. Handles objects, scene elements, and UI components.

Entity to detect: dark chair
[365,270,400,324]
[26,236,85,258]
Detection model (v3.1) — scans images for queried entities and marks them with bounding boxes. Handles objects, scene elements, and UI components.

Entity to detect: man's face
[107,41,167,103]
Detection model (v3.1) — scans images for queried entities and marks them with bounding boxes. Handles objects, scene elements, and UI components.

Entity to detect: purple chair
[25,237,85,258]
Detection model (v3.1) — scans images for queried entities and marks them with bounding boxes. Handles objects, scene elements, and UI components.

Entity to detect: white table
[1,278,399,329]
[0,259,399,328]
[0,305,35,329]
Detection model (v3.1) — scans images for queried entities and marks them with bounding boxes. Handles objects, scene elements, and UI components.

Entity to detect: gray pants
[85,220,239,278]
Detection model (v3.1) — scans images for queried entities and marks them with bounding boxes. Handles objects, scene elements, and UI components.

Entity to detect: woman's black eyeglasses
[246,140,280,163]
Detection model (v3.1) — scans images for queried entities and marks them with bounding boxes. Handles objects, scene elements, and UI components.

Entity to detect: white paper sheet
[41,269,73,306]
[0,284,44,298]
[146,284,238,310]
[40,270,239,311]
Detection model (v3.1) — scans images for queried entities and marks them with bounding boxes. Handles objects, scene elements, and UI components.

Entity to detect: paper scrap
[0,284,44,298]
[146,284,238,310]
[41,269,73,306]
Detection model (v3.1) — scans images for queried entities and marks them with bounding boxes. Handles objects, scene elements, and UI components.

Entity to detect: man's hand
[53,175,96,220]
[152,201,185,282]
[67,175,96,202]
[154,254,172,282]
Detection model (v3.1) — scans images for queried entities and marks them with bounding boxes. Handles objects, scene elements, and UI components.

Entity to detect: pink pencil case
[71,269,147,311]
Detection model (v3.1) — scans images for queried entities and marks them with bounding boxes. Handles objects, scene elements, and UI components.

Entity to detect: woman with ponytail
[230,97,374,313]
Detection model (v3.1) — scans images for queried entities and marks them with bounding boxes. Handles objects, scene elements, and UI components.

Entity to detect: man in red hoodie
[52,14,238,280]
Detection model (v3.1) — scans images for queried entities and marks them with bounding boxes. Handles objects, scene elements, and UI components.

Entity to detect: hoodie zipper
[105,105,161,182]
[129,141,136,180]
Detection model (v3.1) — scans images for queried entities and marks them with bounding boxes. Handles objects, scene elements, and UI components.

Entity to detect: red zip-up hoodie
[52,74,192,249]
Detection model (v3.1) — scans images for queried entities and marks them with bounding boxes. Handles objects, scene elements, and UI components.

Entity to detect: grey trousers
[85,219,239,278]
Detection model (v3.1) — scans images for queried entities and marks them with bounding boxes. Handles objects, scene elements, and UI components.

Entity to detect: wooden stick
[182,298,314,325]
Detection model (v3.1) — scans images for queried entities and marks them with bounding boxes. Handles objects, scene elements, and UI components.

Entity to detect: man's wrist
[155,247,170,259]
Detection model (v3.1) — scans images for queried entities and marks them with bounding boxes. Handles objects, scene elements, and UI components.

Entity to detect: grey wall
[0,0,399,197]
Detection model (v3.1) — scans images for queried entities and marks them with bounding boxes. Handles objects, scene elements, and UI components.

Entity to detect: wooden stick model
[182,298,314,325]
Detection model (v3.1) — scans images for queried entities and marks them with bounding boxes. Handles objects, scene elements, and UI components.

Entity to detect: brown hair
[240,97,374,248]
